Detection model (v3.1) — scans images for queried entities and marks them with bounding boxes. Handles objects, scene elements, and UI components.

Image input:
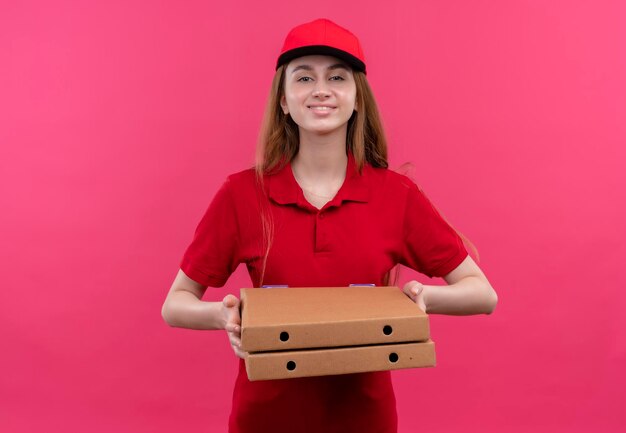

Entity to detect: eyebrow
[291,64,351,74]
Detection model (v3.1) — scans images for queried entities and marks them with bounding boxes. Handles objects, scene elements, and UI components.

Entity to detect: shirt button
[319,213,325,219]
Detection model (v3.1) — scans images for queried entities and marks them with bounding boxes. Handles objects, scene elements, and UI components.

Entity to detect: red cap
[276,18,366,74]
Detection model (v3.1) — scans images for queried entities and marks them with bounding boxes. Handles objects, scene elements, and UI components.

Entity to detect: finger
[227,330,242,345]
[233,347,248,359]
[229,335,242,349]
[224,323,241,334]
[225,328,241,341]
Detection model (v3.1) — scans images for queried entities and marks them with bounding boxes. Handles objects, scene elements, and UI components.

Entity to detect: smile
[308,106,336,111]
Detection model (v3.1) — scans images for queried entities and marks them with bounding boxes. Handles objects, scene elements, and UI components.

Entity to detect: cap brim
[276,45,366,73]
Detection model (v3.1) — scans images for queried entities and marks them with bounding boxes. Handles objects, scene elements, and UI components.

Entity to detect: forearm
[423,276,497,315]
[161,290,226,330]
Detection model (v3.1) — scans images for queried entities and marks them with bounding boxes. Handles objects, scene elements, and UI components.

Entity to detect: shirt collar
[266,152,370,208]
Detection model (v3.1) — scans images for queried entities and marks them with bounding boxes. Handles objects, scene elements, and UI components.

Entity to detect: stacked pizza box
[240,286,436,381]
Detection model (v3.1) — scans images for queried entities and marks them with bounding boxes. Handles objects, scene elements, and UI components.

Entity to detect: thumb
[222,294,239,309]
[402,281,423,301]
[402,280,418,294]
[222,294,241,328]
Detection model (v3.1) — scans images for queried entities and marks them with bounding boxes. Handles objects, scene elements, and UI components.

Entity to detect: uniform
[180,152,468,433]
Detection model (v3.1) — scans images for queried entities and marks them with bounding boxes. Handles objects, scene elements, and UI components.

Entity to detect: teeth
[310,106,333,111]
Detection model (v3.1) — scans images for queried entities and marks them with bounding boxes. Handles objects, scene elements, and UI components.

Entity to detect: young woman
[162,18,497,433]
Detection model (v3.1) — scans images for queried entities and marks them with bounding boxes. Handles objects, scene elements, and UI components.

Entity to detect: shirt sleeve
[179,177,241,287]
[399,182,468,278]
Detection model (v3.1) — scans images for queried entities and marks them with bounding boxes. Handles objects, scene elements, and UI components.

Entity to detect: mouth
[308,105,336,112]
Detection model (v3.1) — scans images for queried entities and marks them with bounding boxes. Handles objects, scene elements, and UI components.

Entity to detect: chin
[307,127,345,136]
[300,121,350,136]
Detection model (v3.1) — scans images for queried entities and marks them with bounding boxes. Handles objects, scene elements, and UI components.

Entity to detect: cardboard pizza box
[240,286,430,352]
[245,340,436,381]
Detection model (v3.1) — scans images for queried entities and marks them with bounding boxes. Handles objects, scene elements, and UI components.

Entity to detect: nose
[312,83,331,98]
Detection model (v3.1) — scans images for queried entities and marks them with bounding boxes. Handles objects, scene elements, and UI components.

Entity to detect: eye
[297,76,313,82]
[330,75,345,81]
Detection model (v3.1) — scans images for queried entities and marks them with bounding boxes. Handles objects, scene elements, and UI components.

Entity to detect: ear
[280,95,289,115]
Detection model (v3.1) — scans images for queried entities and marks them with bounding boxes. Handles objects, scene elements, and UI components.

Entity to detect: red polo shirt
[180,153,468,433]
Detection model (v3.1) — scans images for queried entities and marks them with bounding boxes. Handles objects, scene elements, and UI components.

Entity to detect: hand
[221,294,248,359]
[402,280,427,313]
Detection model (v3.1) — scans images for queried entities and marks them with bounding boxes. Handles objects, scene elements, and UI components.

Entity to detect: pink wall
[2,1,625,432]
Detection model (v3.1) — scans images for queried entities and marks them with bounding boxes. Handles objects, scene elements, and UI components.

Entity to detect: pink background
[2,1,625,432]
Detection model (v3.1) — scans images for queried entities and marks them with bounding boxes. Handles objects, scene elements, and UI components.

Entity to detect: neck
[292,126,348,181]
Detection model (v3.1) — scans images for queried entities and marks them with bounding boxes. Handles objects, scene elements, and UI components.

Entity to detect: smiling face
[280,55,357,137]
